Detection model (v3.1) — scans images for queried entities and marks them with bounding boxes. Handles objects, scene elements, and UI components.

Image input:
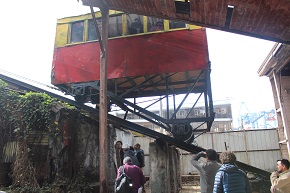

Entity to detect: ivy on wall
[0,80,74,137]
[12,92,56,136]
[0,80,94,193]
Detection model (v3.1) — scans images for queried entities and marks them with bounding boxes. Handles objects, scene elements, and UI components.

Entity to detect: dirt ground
[144,175,201,193]
[144,185,201,193]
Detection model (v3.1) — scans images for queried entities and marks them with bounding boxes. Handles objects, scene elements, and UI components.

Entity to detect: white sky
[0,0,276,127]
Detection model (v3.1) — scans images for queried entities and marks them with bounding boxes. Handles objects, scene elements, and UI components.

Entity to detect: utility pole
[88,0,109,191]
[99,7,109,193]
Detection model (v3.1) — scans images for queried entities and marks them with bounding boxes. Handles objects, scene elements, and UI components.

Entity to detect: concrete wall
[115,129,135,146]
[149,140,181,193]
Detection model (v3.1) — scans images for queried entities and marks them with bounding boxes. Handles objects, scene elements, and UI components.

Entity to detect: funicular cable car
[52,10,215,143]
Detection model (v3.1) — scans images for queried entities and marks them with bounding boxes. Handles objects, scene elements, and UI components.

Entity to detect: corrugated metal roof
[258,43,290,76]
[83,0,290,44]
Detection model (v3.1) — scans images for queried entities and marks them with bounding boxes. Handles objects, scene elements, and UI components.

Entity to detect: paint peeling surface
[51,11,211,99]
[52,28,209,85]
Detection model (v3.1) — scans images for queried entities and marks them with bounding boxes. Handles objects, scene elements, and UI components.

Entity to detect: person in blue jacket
[213,151,251,193]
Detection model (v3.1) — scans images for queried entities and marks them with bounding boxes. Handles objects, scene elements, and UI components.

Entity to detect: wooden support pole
[99,7,109,193]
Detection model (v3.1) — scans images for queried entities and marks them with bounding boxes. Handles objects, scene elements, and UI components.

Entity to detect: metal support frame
[67,68,215,142]
[66,69,215,143]
[119,74,159,98]
[61,60,215,143]
[170,70,205,120]
[0,72,271,178]
[206,63,215,131]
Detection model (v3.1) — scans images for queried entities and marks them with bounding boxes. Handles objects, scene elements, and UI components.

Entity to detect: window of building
[71,21,84,43]
[147,17,164,32]
[88,15,122,41]
[179,110,185,117]
[221,108,227,114]
[214,108,219,114]
[88,19,101,41]
[108,15,122,38]
[169,21,186,29]
[162,112,166,118]
[127,14,144,35]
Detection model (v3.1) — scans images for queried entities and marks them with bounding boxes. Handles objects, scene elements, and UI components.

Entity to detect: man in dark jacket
[213,151,251,193]
[134,143,145,168]
[115,141,124,168]
[123,144,140,167]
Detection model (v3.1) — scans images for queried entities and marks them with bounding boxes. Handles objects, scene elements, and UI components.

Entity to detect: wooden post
[99,7,109,193]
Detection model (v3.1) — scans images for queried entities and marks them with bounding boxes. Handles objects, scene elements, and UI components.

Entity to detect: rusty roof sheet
[82,0,290,44]
[258,43,290,76]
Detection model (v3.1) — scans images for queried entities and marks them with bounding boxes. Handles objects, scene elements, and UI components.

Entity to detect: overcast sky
[0,0,276,127]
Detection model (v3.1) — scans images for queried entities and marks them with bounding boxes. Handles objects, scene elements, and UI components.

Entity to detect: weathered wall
[270,78,289,159]
[258,43,290,160]
[76,119,118,193]
[115,129,135,147]
[149,140,181,193]
[150,140,170,193]
[271,75,290,159]
[28,109,118,192]
[169,146,181,193]
[135,129,281,175]
[108,124,118,193]
[180,129,281,174]
[76,119,99,182]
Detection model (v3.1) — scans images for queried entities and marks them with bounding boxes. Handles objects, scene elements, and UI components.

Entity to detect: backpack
[115,166,133,193]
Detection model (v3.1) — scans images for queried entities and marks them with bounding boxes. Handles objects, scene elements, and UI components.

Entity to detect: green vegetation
[0,80,91,193]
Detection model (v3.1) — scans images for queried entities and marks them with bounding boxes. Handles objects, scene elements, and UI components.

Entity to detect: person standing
[116,157,146,193]
[270,159,290,193]
[115,141,124,168]
[123,144,140,167]
[134,143,145,168]
[213,151,251,193]
[190,149,221,193]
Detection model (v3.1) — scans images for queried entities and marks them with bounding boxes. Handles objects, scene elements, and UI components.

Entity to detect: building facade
[258,43,290,159]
